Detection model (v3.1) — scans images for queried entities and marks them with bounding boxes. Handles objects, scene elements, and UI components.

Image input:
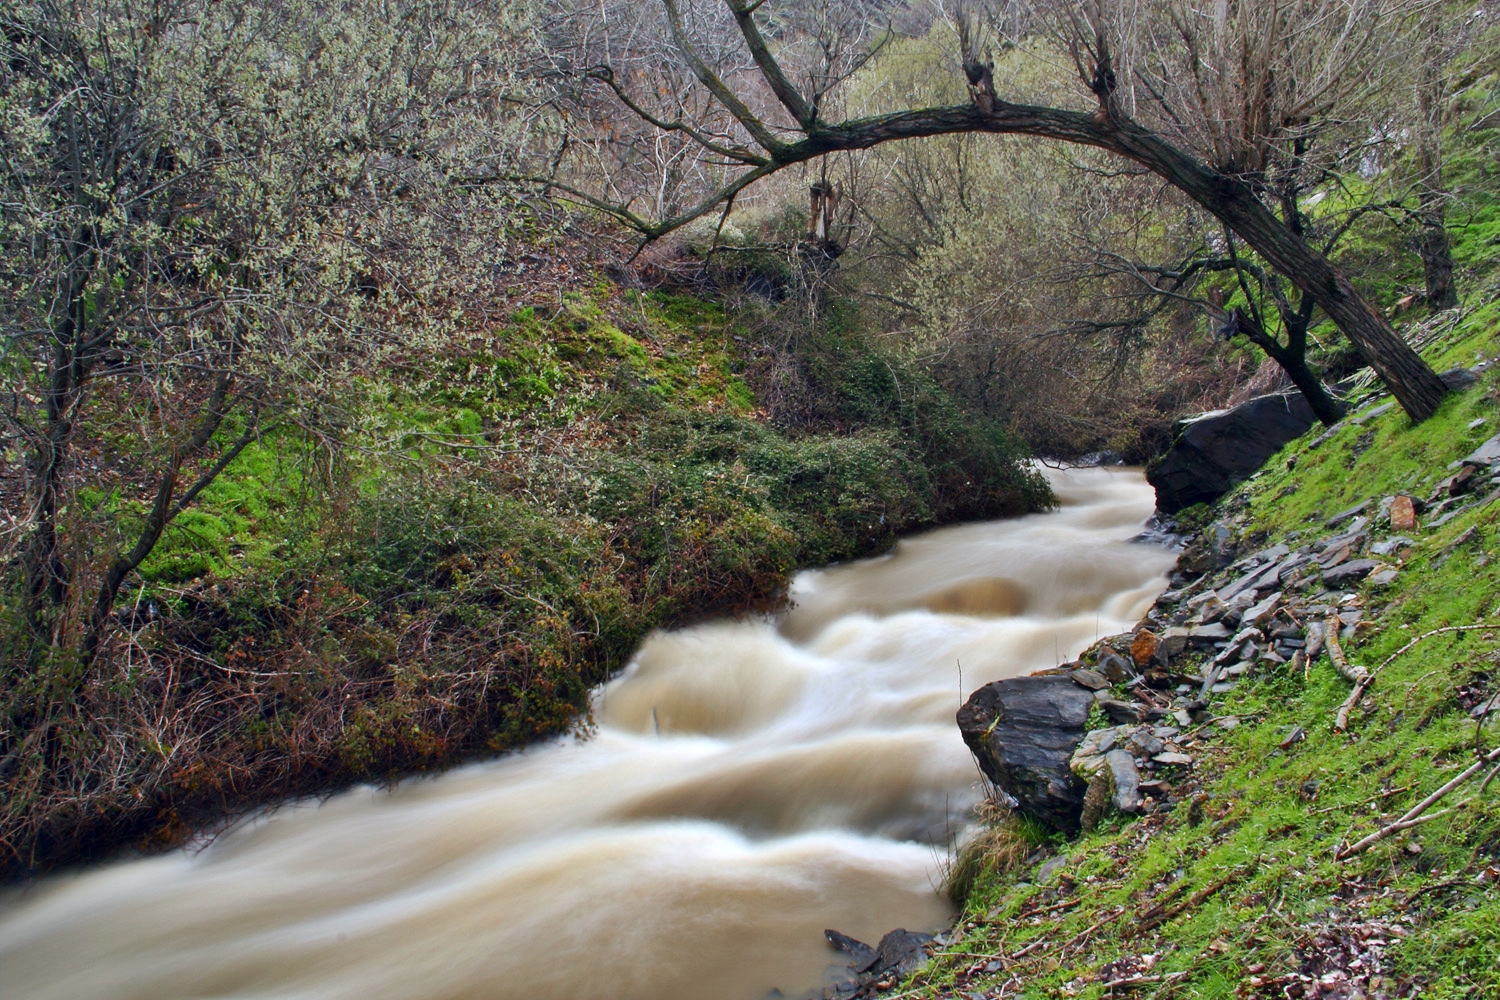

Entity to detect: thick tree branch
[595,8,1449,419]
[725,0,814,128]
[661,0,788,156]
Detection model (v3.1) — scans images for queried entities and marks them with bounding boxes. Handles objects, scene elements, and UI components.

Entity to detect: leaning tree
[546,0,1452,422]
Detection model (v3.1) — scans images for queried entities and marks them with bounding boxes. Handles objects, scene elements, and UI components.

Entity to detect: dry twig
[1330,621,1493,732]
[1338,744,1500,858]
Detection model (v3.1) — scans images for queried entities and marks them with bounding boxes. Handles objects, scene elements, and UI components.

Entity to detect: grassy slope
[907,67,1500,1000]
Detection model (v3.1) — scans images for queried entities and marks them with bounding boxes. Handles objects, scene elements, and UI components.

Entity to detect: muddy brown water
[0,467,1174,1000]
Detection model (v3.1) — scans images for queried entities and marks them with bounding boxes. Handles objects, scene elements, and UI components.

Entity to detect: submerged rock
[957,676,1094,832]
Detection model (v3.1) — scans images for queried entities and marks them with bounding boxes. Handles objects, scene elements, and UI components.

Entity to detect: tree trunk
[1417,211,1458,312]
[1107,126,1451,422]
[1416,20,1459,313]
[1234,306,1345,427]
[22,316,81,629]
[1274,352,1344,427]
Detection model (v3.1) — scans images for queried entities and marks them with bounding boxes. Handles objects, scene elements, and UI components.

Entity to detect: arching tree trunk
[590,1,1452,421]
[1101,125,1450,423]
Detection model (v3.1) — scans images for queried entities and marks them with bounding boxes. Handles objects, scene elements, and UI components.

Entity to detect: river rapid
[0,467,1175,1000]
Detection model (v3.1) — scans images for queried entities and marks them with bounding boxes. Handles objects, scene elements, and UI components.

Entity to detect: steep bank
[0,259,1050,877]
[904,296,1500,997]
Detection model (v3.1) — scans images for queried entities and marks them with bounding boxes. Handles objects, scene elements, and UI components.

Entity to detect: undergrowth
[0,260,1050,876]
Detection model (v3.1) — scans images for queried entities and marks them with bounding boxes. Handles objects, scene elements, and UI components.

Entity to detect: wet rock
[1446,464,1482,496]
[1275,553,1312,584]
[1036,854,1070,884]
[1153,751,1194,766]
[1071,727,1119,777]
[1142,668,1173,689]
[858,929,932,979]
[1069,668,1110,691]
[1105,750,1143,813]
[1241,591,1282,628]
[825,929,875,965]
[1442,366,1480,392]
[1096,649,1136,684]
[1127,730,1164,758]
[1464,432,1500,469]
[1100,699,1148,725]
[1219,560,1283,603]
[1147,392,1317,514]
[1175,522,1236,576]
[1323,559,1380,587]
[1319,543,1352,570]
[1471,693,1500,719]
[957,676,1094,832]
[1188,622,1231,648]
[1159,626,1192,659]
[1371,535,1415,556]
[1325,500,1370,528]
[1189,594,1228,626]
[1351,403,1394,426]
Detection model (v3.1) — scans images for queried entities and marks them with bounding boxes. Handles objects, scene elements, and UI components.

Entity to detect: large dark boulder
[1147,392,1317,513]
[956,675,1094,832]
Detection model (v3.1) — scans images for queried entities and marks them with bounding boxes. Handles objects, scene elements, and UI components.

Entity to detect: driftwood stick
[1325,616,1369,685]
[1334,622,1493,732]
[1327,616,1372,732]
[1338,744,1500,858]
[1309,783,1412,816]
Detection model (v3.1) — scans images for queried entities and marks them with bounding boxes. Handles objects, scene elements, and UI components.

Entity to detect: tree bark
[1417,210,1458,313]
[1270,349,1344,427]
[1416,16,1459,313]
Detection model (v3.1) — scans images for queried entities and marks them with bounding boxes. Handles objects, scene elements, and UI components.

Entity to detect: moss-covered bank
[0,272,1050,877]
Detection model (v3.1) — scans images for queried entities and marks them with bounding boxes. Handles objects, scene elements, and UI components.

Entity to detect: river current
[0,467,1174,1000]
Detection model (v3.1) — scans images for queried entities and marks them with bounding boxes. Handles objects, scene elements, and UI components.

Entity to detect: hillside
[904,216,1500,1000]
[0,238,1050,874]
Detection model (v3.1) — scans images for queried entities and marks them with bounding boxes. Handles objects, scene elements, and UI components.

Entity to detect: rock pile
[818,928,935,998]
[958,422,1500,833]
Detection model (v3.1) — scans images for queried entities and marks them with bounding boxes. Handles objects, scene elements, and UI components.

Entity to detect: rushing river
[0,467,1175,1000]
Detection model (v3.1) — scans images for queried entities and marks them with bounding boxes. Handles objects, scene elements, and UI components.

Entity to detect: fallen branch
[1326,616,1372,732]
[1330,621,1493,732]
[1338,744,1500,858]
[1309,783,1412,816]
[1136,872,1237,932]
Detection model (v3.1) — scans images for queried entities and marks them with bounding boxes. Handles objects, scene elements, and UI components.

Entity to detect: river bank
[901,338,1500,998]
[0,269,1051,878]
[0,467,1167,1000]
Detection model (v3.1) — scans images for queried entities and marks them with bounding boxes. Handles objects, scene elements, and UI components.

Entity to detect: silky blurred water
[0,466,1173,1000]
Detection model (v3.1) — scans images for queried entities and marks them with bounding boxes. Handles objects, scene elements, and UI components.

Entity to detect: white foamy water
[0,467,1174,1000]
